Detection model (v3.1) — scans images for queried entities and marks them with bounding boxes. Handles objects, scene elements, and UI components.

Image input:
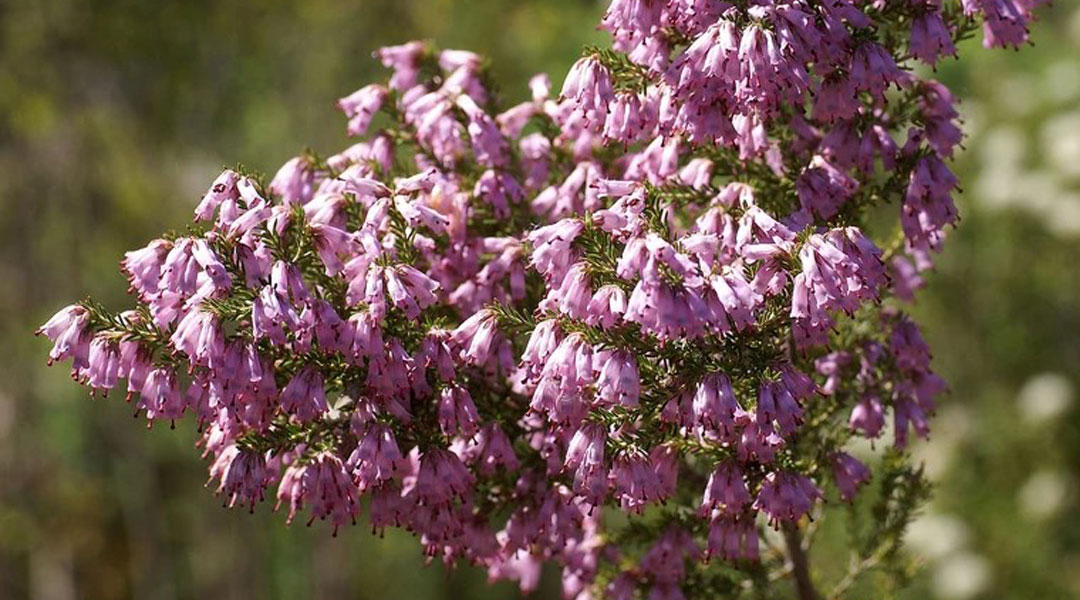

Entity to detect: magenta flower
[170,309,224,368]
[595,350,640,408]
[700,462,751,518]
[348,424,403,490]
[209,445,269,511]
[832,452,871,502]
[279,367,328,422]
[276,452,359,534]
[472,424,520,475]
[797,155,859,220]
[640,528,699,586]
[438,384,481,436]
[692,373,742,437]
[337,84,388,137]
[561,57,615,126]
[791,228,887,346]
[757,382,803,439]
[528,218,584,279]
[910,12,958,65]
[903,156,959,253]
[706,517,760,562]
[451,309,499,365]
[38,305,90,367]
[415,448,474,505]
[376,41,425,90]
[457,94,510,168]
[850,395,887,439]
[754,471,823,527]
[611,454,664,513]
[269,156,316,206]
[565,423,610,507]
[138,367,185,421]
[586,284,627,329]
[546,262,593,320]
[386,264,441,319]
[195,170,240,222]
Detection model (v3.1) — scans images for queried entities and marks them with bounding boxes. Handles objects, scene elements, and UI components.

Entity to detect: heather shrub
[38,0,1047,597]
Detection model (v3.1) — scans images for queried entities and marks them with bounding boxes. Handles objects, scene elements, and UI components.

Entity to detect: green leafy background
[2,0,1078,598]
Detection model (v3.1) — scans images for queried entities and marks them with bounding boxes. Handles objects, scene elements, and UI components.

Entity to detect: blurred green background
[2,1,1078,598]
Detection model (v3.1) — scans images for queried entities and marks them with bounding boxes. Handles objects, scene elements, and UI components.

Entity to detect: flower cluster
[39,0,1040,598]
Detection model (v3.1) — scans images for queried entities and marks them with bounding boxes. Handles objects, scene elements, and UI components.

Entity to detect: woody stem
[783,523,820,600]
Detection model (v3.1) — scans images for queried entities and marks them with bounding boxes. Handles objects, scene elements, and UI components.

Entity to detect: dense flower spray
[39,1,1044,597]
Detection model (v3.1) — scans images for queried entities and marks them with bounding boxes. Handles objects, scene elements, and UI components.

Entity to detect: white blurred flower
[933,552,992,600]
[973,126,1025,211]
[998,74,1041,117]
[1044,192,1080,238]
[958,100,985,142]
[912,406,972,480]
[907,514,970,560]
[1015,171,1065,215]
[973,167,1020,211]
[1018,470,1072,521]
[979,125,1026,171]
[1017,372,1075,425]
[975,120,1080,236]
[1043,61,1080,106]
[1070,5,1080,47]
[1041,111,1080,181]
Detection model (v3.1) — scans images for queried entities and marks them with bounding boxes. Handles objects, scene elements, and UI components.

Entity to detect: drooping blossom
[833,452,871,502]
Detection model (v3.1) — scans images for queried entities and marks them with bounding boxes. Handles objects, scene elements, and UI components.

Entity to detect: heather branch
[35,0,1044,597]
[784,523,821,600]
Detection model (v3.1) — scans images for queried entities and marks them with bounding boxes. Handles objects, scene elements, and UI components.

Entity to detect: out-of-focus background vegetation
[2,1,1078,598]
